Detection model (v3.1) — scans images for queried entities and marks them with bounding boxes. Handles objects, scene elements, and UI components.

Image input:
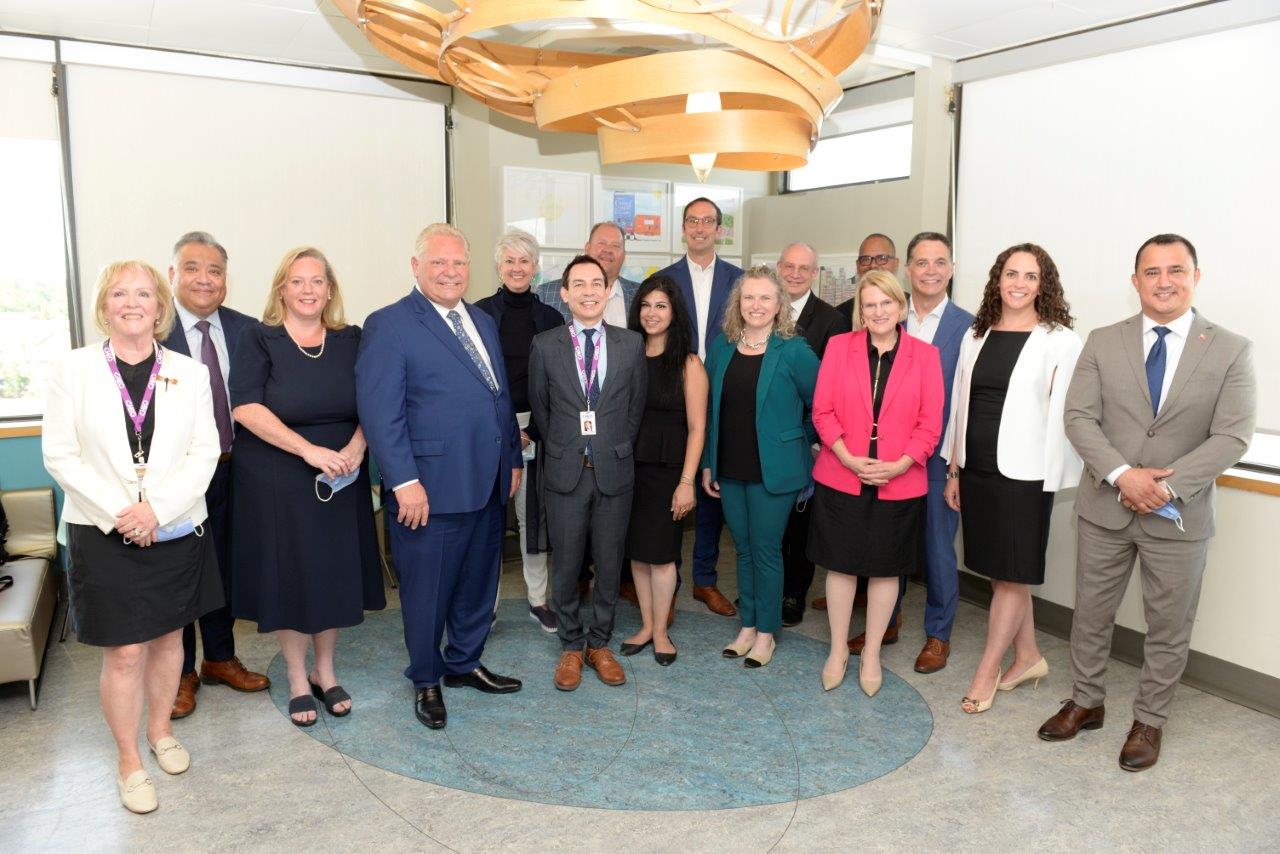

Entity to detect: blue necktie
[582,328,598,460]
[1145,326,1171,417]
[447,309,498,394]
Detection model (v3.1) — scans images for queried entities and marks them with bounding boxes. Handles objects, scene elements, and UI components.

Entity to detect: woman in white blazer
[940,244,1082,714]
[43,261,221,814]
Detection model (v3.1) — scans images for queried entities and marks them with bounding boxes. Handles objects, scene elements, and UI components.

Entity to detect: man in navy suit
[537,221,641,323]
[162,231,269,719]
[848,232,974,673]
[655,198,743,617]
[357,223,525,730]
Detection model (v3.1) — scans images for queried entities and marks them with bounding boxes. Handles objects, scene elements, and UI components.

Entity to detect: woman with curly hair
[942,243,1083,713]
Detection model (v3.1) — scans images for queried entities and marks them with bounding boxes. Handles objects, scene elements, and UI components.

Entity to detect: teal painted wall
[0,435,59,494]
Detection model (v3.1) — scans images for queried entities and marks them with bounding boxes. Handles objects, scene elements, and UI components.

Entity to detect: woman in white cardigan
[941,244,1082,714]
[43,261,221,814]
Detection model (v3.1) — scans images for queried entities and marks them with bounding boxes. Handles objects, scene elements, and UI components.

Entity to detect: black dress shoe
[442,665,522,694]
[781,596,803,627]
[415,686,446,729]
[619,638,652,657]
[654,645,677,667]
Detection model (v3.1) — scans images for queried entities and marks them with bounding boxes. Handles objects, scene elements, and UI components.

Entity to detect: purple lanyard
[103,340,163,463]
[567,322,603,406]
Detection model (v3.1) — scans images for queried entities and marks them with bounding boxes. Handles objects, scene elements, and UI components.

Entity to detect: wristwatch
[945,470,960,480]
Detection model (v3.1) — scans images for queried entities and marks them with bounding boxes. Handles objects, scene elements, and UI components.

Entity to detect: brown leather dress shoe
[200,657,270,692]
[693,585,737,616]
[585,646,627,686]
[1119,720,1162,771]
[914,637,950,673]
[554,651,585,692]
[848,612,902,655]
[170,671,199,720]
[1037,699,1105,741]
[618,580,639,606]
[811,597,827,611]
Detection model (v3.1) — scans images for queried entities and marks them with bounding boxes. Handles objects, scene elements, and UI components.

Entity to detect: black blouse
[116,352,157,461]
[717,349,764,482]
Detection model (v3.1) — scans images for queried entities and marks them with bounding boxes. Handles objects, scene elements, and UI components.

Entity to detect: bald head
[778,242,819,298]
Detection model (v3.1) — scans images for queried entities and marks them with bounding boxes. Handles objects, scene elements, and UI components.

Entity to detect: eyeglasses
[857,254,896,266]
[684,216,718,227]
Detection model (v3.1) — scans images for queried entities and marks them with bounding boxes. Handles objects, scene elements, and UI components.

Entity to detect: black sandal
[288,695,318,727]
[310,681,352,717]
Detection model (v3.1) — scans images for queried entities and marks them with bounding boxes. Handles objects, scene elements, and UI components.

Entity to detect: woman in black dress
[473,229,564,633]
[942,244,1081,713]
[618,276,708,665]
[808,271,944,696]
[43,261,222,813]
[230,247,384,726]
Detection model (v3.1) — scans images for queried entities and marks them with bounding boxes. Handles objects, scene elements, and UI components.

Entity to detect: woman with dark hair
[942,243,1082,714]
[618,276,708,664]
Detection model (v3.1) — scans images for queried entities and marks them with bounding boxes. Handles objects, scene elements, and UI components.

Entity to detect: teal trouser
[718,478,799,634]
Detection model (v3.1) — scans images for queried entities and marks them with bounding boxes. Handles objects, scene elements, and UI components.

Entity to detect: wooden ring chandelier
[334,0,884,172]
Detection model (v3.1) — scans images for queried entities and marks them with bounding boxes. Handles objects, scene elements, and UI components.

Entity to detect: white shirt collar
[790,290,812,318]
[686,254,716,274]
[175,300,222,333]
[910,293,948,321]
[571,318,604,335]
[1143,308,1194,338]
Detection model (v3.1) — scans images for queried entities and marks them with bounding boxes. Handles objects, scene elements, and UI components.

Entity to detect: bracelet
[679,476,694,485]
[945,470,960,480]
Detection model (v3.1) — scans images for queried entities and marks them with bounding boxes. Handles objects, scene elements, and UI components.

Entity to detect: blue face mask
[315,467,361,502]
[145,517,203,543]
[1152,501,1186,533]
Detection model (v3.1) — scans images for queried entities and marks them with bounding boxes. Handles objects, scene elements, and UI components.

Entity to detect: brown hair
[972,243,1073,337]
[262,247,348,331]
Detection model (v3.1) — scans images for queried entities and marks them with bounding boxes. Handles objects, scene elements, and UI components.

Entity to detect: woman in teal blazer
[702,266,819,667]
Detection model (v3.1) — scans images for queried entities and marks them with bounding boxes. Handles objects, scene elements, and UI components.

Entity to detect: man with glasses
[655,198,743,617]
[835,233,900,325]
[776,242,849,626]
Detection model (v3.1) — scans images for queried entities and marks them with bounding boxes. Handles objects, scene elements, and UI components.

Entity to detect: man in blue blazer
[357,223,525,730]
[848,231,975,673]
[161,231,269,719]
[536,222,640,324]
[655,198,744,617]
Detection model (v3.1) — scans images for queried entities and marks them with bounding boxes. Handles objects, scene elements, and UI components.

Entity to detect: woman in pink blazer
[808,271,944,696]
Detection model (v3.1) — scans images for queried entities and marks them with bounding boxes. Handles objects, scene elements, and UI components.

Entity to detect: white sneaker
[118,769,158,814]
[149,736,191,775]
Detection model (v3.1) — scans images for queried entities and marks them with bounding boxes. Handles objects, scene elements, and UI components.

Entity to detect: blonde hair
[415,222,470,259]
[721,265,797,342]
[852,269,908,330]
[93,261,176,341]
[262,247,348,331]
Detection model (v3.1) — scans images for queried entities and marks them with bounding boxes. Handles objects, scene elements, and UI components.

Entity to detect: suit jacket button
[1147,430,1155,437]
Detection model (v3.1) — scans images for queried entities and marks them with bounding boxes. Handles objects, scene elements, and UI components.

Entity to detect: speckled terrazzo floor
[265,601,933,811]
[3,530,1279,851]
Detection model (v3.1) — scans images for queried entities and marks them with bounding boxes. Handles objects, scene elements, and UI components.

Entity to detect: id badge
[579,411,597,436]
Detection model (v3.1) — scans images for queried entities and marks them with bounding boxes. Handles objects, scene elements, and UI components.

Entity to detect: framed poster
[620,254,673,285]
[817,254,859,306]
[593,176,671,252]
[503,167,591,250]
[672,183,744,253]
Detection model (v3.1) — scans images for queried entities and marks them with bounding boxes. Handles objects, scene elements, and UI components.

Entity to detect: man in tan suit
[1037,234,1256,771]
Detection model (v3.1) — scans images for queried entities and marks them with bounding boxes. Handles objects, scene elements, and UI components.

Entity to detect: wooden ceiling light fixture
[333,0,883,179]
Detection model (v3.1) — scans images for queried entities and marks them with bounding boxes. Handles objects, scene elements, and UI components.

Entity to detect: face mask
[154,517,203,542]
[316,467,361,502]
[1152,501,1186,533]
[522,440,536,462]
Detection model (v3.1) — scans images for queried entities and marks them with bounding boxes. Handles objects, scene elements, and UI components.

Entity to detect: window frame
[781,120,914,194]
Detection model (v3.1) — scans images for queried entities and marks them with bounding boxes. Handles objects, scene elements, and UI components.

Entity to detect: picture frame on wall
[672,183,744,253]
[593,176,671,253]
[620,254,674,286]
[503,166,592,250]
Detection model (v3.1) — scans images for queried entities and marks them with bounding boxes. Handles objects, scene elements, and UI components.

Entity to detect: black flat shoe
[415,686,447,728]
[619,638,653,657]
[654,645,677,667]
[288,695,318,727]
[309,681,352,717]
[442,665,522,694]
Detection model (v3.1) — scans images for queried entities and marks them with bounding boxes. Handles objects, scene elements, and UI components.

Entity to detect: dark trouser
[391,481,504,688]
[546,467,632,650]
[691,483,723,587]
[781,502,815,601]
[183,459,235,672]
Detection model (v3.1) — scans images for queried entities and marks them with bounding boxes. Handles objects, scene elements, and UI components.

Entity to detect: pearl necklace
[286,326,326,359]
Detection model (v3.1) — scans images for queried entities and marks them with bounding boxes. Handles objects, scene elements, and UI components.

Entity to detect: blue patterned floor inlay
[268,600,934,811]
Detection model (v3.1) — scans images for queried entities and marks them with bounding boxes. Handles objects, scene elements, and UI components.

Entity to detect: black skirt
[626,461,684,565]
[959,468,1054,584]
[66,522,223,647]
[806,482,922,578]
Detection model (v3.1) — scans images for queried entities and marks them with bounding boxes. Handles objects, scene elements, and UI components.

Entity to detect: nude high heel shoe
[859,657,882,698]
[997,657,1049,692]
[961,670,1002,714]
[822,655,849,691]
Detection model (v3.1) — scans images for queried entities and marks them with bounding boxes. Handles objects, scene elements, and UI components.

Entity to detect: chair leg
[380,554,398,589]
[29,679,37,710]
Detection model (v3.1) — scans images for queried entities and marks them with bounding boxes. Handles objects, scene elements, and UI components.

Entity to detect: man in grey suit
[529,255,647,692]
[1038,234,1256,771]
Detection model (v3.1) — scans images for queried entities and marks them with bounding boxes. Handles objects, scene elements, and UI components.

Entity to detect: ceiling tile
[0,0,154,25]
[898,34,983,60]
[147,0,309,56]
[879,0,1043,39]
[1059,0,1189,19]
[869,23,919,48]
[940,2,1096,52]
[288,11,382,57]
[0,10,152,45]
